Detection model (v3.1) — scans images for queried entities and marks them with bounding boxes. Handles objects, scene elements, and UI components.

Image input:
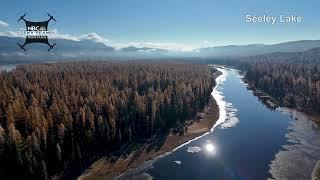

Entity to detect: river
[117,67,320,180]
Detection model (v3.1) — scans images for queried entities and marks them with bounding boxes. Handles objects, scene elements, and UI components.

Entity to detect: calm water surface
[119,67,320,180]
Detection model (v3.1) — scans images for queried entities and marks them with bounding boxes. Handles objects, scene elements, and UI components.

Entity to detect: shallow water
[118,67,320,180]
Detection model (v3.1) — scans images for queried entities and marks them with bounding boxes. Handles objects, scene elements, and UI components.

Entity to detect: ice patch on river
[269,108,320,180]
[220,103,239,129]
[210,67,228,131]
[187,146,202,153]
[173,160,182,165]
[211,67,239,130]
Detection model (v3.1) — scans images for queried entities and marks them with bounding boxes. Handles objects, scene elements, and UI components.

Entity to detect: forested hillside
[242,47,320,114]
[0,62,217,179]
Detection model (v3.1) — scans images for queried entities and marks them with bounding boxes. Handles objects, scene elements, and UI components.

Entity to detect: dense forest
[0,62,217,179]
[242,47,320,114]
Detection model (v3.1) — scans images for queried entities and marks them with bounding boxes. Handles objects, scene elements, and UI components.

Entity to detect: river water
[118,67,320,180]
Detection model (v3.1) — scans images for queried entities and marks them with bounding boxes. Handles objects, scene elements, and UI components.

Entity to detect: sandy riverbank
[78,97,219,180]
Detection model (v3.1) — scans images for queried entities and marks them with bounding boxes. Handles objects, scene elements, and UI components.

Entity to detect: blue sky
[0,0,320,50]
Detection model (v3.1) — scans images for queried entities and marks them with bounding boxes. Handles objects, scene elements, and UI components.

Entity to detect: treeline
[242,47,320,114]
[0,62,217,179]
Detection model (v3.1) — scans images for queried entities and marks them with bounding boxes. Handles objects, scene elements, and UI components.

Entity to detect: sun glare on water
[205,143,215,153]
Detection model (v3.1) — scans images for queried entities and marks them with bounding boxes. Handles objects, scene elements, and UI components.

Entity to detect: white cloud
[79,33,109,43]
[0,30,23,37]
[0,52,27,56]
[112,41,198,52]
[49,30,109,44]
[0,29,110,46]
[112,40,217,52]
[0,20,9,28]
[141,42,194,52]
[202,40,209,44]
[49,29,79,41]
[187,146,202,153]
[0,29,110,48]
[200,40,215,48]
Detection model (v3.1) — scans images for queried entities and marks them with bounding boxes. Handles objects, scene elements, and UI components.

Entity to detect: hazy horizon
[1,0,319,51]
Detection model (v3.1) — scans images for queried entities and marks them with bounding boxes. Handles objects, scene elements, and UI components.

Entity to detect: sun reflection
[206,143,215,152]
[204,142,216,155]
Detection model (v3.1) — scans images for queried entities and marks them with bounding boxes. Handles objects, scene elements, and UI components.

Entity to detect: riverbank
[312,160,320,180]
[78,97,219,180]
[243,78,320,124]
[244,77,320,179]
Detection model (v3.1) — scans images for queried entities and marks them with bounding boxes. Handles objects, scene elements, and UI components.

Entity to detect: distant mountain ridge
[0,36,169,63]
[241,46,320,63]
[196,40,320,58]
[1,36,320,63]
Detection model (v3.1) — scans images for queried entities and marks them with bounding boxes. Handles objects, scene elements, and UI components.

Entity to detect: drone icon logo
[18,13,56,52]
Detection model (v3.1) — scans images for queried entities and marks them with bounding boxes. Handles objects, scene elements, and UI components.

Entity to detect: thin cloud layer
[0,20,9,28]
[79,33,109,43]
[0,29,110,44]
[112,41,197,52]
[50,30,109,43]
[0,30,22,37]
[0,29,205,52]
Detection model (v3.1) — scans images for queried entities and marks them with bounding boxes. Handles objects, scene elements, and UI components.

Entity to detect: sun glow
[205,143,215,153]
